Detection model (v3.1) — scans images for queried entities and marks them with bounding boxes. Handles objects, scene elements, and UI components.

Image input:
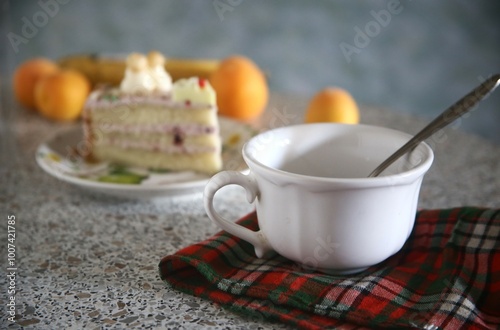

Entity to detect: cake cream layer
[91,122,216,135]
[92,132,220,154]
[93,146,222,174]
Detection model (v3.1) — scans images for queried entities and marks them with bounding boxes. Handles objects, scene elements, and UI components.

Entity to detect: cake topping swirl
[147,51,173,93]
[120,53,156,94]
[120,51,173,94]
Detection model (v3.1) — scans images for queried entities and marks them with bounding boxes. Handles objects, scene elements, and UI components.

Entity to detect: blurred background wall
[2,0,499,143]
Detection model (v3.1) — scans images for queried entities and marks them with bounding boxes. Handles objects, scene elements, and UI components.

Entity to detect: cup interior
[244,123,433,179]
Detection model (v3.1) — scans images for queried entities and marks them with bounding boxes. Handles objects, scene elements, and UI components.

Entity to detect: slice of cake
[82,51,222,174]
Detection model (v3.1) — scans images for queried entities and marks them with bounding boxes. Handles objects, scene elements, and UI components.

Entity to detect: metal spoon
[368,74,500,177]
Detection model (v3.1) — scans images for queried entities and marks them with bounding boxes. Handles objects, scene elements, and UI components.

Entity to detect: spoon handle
[368,74,500,177]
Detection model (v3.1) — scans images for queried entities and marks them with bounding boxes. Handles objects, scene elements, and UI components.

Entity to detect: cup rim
[242,123,434,188]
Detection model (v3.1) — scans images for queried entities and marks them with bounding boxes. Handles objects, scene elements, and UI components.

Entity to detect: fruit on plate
[304,87,359,124]
[209,55,268,121]
[35,69,91,121]
[58,54,220,86]
[13,58,60,110]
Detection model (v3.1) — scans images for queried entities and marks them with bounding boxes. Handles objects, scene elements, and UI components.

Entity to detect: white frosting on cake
[120,53,156,94]
[172,77,216,105]
[148,51,172,92]
[120,70,156,94]
[149,66,172,92]
[120,51,173,94]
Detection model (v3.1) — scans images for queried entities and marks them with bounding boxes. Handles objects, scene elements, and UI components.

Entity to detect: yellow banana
[58,54,220,86]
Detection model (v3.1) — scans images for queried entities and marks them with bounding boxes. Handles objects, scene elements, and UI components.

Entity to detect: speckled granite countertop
[1,94,499,329]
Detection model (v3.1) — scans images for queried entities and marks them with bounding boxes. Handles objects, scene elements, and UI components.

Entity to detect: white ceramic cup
[204,123,434,274]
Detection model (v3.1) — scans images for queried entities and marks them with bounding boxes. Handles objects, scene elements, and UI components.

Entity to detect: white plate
[36,117,258,198]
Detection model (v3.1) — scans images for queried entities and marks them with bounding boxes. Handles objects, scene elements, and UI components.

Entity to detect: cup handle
[203,171,273,258]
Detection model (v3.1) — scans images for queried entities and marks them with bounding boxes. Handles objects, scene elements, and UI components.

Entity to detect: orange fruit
[305,87,359,124]
[209,55,268,121]
[13,58,60,110]
[35,70,91,121]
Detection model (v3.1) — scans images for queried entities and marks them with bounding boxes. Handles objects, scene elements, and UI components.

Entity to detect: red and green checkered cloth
[159,208,500,329]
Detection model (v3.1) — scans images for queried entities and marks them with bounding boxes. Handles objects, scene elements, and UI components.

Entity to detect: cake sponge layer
[89,106,217,126]
[93,146,222,174]
[93,132,220,152]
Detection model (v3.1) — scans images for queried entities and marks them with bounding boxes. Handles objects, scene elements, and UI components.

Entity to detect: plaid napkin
[159,208,500,329]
